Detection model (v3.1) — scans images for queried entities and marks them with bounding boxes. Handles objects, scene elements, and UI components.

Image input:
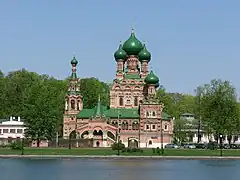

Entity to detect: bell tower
[63,56,83,139]
[139,70,164,147]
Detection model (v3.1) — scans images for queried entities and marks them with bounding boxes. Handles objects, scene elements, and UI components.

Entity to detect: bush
[10,141,23,150]
[152,148,156,153]
[122,148,143,153]
[111,142,125,150]
[207,141,218,150]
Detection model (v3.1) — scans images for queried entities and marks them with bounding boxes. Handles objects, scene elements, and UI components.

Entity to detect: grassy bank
[1,148,240,156]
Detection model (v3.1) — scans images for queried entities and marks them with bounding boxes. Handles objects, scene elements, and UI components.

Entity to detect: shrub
[207,141,218,150]
[122,148,143,153]
[10,141,23,150]
[111,142,125,150]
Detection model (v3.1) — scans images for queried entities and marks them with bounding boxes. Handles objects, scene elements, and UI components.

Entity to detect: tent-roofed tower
[63,56,83,138]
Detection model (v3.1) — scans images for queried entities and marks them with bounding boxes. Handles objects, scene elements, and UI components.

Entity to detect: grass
[0,148,240,156]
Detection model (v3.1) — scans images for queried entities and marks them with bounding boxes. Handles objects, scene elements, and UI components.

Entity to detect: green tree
[173,118,189,144]
[0,70,5,117]
[156,87,195,118]
[199,79,240,142]
[3,69,40,116]
[80,77,110,109]
[22,77,65,147]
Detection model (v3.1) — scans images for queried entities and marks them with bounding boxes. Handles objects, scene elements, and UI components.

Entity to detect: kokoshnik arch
[63,29,174,148]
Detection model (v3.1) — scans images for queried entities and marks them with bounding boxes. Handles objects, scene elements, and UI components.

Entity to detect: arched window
[132,122,139,130]
[122,121,128,130]
[134,97,138,106]
[164,124,168,130]
[136,122,139,130]
[77,100,80,110]
[119,97,123,106]
[112,121,118,127]
[149,140,152,145]
[146,111,149,117]
[71,100,75,110]
[152,111,156,117]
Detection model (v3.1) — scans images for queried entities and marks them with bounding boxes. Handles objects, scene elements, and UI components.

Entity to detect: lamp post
[68,128,72,149]
[219,134,223,156]
[21,137,24,155]
[117,111,121,156]
[161,127,164,155]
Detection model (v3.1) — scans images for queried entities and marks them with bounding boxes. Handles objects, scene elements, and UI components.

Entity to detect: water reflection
[0,158,239,180]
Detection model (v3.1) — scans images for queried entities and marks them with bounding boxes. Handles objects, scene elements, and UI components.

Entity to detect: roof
[77,106,172,120]
[124,74,141,79]
[0,118,25,126]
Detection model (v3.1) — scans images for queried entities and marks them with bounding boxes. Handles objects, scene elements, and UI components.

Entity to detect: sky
[0,0,239,95]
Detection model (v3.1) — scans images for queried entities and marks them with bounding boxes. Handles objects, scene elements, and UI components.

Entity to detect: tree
[0,70,5,117]
[156,87,195,118]
[22,77,65,147]
[199,79,240,142]
[3,69,40,116]
[80,77,110,109]
[173,118,189,144]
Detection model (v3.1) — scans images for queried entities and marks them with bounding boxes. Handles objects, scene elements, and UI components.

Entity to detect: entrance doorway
[96,141,100,147]
[128,138,138,148]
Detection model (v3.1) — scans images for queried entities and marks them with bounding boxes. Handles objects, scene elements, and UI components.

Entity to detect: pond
[0,158,239,180]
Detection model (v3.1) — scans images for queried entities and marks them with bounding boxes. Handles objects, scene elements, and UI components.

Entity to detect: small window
[146,112,149,117]
[77,100,80,110]
[152,125,156,129]
[152,111,156,117]
[164,124,168,130]
[126,99,131,104]
[17,129,23,134]
[146,125,150,130]
[3,129,8,133]
[71,100,75,110]
[134,97,138,106]
[119,97,123,106]
[149,140,152,145]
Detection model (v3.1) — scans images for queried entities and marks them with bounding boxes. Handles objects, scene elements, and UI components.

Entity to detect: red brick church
[63,29,173,148]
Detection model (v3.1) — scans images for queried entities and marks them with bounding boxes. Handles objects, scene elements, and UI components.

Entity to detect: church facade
[63,29,174,148]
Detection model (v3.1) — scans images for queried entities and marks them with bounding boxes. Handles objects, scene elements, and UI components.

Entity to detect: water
[0,158,240,180]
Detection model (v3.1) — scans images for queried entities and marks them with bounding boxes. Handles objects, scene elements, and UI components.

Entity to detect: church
[63,29,174,148]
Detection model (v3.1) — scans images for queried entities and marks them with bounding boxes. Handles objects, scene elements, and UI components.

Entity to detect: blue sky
[0,0,239,95]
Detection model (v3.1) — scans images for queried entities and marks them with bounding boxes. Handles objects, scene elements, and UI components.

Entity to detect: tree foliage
[1,68,240,146]
[173,118,189,144]
[156,87,195,118]
[0,69,109,146]
[199,79,240,138]
[80,77,110,109]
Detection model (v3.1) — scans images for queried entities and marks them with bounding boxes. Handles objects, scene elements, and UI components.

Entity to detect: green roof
[77,106,172,120]
[67,91,81,95]
[124,74,141,79]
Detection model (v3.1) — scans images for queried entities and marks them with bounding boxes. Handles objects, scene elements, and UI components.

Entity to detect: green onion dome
[71,56,78,65]
[114,42,127,61]
[138,44,151,62]
[122,30,143,55]
[144,70,159,85]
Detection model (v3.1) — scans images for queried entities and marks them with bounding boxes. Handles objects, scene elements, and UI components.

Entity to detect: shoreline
[1,155,240,160]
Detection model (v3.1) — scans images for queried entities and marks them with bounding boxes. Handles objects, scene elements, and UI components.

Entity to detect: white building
[0,116,25,144]
[180,113,240,144]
